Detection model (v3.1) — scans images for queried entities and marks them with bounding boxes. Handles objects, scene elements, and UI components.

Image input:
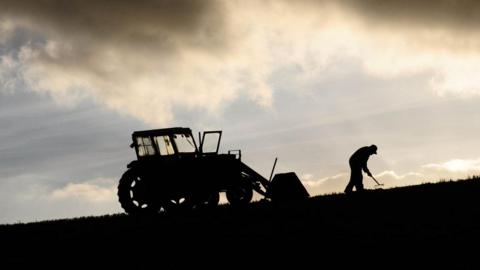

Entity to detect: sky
[1,0,480,223]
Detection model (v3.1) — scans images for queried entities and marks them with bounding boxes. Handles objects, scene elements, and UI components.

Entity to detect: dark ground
[1,178,480,268]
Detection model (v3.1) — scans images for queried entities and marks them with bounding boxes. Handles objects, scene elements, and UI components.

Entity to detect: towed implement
[117,127,309,214]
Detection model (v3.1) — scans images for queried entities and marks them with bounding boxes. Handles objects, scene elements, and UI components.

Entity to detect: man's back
[349,146,371,168]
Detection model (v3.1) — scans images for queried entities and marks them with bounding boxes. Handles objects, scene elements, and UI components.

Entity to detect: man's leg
[345,166,359,193]
[344,176,354,194]
[353,172,364,192]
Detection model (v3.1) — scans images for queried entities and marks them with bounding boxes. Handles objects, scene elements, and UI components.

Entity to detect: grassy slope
[1,178,480,267]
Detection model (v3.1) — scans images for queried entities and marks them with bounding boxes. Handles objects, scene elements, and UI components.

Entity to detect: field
[1,178,479,268]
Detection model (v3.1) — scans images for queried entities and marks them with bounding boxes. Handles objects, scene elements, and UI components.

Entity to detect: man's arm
[363,165,372,177]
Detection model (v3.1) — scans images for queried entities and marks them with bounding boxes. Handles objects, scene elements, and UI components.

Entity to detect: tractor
[117,127,309,214]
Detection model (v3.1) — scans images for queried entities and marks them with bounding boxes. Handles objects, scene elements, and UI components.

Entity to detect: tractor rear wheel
[117,170,160,215]
[226,180,253,206]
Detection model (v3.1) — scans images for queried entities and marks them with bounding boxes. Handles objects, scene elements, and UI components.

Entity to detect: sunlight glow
[424,158,480,173]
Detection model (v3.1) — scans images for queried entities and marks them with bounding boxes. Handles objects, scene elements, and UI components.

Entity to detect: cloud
[0,0,271,125]
[373,171,425,187]
[375,171,423,181]
[302,173,347,187]
[2,0,480,127]
[0,54,18,93]
[338,0,480,31]
[50,178,116,203]
[0,18,14,43]
[423,158,480,174]
[301,173,348,195]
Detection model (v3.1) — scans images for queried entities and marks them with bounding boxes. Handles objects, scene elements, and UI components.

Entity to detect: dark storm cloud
[4,0,479,33]
[0,0,226,50]
[0,0,238,126]
[339,0,480,30]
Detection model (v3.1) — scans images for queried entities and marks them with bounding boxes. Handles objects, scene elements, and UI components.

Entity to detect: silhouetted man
[344,145,377,194]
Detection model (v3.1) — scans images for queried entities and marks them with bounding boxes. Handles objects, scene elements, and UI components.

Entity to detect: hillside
[1,178,480,268]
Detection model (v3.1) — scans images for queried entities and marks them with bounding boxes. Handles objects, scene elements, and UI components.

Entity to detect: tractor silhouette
[117,127,309,214]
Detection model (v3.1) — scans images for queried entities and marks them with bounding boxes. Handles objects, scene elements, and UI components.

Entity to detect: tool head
[369,175,384,186]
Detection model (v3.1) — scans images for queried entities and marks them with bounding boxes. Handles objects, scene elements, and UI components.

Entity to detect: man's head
[369,144,378,155]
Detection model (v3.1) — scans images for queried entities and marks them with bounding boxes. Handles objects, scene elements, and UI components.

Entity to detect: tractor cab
[131,127,222,159]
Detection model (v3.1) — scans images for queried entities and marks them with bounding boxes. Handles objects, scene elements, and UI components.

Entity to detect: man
[344,145,377,194]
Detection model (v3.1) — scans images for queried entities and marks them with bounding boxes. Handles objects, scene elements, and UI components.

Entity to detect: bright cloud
[375,171,423,181]
[302,173,348,187]
[423,158,480,173]
[300,172,347,195]
[50,178,116,203]
[372,171,426,187]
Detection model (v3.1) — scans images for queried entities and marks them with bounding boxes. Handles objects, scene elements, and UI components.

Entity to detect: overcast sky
[1,0,480,223]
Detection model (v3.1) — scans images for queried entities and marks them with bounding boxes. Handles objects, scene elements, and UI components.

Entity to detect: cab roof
[132,127,193,138]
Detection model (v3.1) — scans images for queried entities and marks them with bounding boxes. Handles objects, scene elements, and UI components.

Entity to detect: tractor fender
[126,160,139,169]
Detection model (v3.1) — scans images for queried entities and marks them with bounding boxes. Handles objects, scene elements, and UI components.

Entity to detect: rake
[369,175,384,187]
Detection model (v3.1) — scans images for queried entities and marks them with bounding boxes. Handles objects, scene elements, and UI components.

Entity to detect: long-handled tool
[268,157,278,182]
[369,175,384,187]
